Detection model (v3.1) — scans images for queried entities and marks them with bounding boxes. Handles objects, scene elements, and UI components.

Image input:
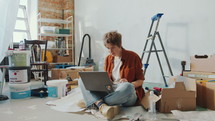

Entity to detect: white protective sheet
[0,0,19,62]
[46,87,85,112]
[172,110,215,121]
[46,87,176,120]
[0,0,19,93]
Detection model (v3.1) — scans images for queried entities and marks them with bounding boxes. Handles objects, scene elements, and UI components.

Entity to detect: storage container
[55,29,70,34]
[8,50,31,67]
[40,26,57,34]
[8,83,31,99]
[9,66,31,83]
[47,80,68,98]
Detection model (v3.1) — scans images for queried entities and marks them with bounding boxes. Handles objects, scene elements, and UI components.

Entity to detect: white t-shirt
[112,56,122,84]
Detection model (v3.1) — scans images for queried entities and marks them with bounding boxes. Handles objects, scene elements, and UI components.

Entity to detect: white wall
[74,0,215,83]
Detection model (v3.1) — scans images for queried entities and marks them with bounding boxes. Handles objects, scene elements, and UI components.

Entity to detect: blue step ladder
[141,13,173,87]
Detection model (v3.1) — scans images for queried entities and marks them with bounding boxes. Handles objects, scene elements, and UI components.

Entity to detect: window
[13,0,28,43]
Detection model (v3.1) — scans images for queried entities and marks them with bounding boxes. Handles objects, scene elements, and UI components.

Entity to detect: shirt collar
[110,48,127,63]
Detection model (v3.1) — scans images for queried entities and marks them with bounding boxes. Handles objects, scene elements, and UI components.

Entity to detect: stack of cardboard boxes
[141,54,215,113]
[183,54,215,110]
[51,66,94,91]
[51,66,94,80]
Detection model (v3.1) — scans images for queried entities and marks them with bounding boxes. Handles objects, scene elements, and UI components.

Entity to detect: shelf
[42,47,73,50]
[49,62,74,65]
[38,33,72,37]
[37,13,74,64]
[38,18,72,24]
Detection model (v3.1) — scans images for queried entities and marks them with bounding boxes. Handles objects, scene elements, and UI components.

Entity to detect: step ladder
[141,13,173,87]
[14,5,43,81]
[14,5,31,40]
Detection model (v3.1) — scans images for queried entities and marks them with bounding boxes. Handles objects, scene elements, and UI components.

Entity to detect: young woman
[79,31,144,119]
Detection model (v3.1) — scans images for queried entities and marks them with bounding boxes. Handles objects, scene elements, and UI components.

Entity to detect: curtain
[0,0,20,76]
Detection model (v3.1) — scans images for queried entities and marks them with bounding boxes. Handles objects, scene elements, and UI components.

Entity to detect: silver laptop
[79,72,114,93]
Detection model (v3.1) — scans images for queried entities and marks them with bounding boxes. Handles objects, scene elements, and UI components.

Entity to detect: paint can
[46,80,68,98]
[8,50,31,67]
[8,66,31,83]
[8,83,31,99]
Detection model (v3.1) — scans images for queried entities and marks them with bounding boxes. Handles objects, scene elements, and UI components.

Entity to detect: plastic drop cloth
[172,110,215,121]
[46,87,147,120]
[46,87,176,120]
[46,87,85,112]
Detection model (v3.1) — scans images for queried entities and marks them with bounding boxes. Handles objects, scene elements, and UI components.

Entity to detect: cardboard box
[67,80,78,92]
[51,66,93,80]
[184,80,215,110]
[183,71,215,81]
[55,55,72,63]
[183,71,215,108]
[141,91,160,111]
[157,82,196,113]
[206,82,215,110]
[196,82,207,108]
[141,80,196,113]
[196,82,215,110]
[190,55,215,72]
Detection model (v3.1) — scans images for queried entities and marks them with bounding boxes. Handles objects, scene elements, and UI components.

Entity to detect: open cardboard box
[141,76,196,113]
[183,71,215,81]
[205,82,215,110]
[196,81,215,110]
[196,81,207,108]
[183,71,215,109]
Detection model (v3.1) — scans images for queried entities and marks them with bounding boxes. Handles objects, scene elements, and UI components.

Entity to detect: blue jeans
[78,79,137,108]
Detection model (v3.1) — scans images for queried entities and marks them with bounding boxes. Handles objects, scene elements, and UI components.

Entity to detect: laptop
[79,72,114,93]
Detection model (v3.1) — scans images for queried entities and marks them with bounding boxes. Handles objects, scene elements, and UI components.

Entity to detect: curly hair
[103,31,122,47]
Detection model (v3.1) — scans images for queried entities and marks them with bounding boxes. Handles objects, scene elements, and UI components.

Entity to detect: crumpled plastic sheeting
[46,87,147,120]
[171,110,215,121]
[46,87,85,112]
[46,87,110,120]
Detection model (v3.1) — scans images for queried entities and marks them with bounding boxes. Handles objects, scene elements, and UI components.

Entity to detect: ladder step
[142,50,163,53]
[17,17,27,21]
[163,75,170,78]
[19,5,26,9]
[147,36,153,40]
[14,29,30,33]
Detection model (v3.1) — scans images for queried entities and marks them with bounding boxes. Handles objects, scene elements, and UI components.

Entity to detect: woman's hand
[119,78,128,83]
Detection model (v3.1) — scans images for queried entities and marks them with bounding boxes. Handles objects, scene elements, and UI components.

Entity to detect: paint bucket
[8,83,31,99]
[8,50,31,67]
[46,80,68,98]
[8,66,31,83]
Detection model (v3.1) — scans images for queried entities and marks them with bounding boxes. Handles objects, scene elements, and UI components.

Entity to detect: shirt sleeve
[135,55,145,80]
[104,56,108,71]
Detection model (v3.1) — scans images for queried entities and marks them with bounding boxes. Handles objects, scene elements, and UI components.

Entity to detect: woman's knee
[120,82,135,93]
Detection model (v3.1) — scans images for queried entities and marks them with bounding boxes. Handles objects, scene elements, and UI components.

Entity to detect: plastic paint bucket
[8,50,31,67]
[8,66,31,83]
[47,80,68,98]
[8,83,31,99]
